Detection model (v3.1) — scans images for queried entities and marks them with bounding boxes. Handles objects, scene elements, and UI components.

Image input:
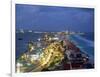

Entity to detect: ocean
[68,32,94,63]
[16,32,94,63]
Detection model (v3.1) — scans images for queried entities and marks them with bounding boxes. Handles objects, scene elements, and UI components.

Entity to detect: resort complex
[16,31,94,73]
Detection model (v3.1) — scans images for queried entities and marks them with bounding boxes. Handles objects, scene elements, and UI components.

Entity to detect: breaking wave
[74,35,94,47]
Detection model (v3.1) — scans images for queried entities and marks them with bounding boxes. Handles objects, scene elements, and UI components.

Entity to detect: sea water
[69,32,94,63]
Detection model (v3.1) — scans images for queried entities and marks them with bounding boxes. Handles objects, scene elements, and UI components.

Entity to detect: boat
[18,38,23,40]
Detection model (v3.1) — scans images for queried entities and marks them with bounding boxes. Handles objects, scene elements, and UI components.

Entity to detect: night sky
[16,4,94,32]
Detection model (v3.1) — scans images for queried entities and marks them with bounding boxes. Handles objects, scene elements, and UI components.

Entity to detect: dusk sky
[16,4,94,32]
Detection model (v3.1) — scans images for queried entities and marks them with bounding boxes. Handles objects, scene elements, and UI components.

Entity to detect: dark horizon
[16,4,94,32]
